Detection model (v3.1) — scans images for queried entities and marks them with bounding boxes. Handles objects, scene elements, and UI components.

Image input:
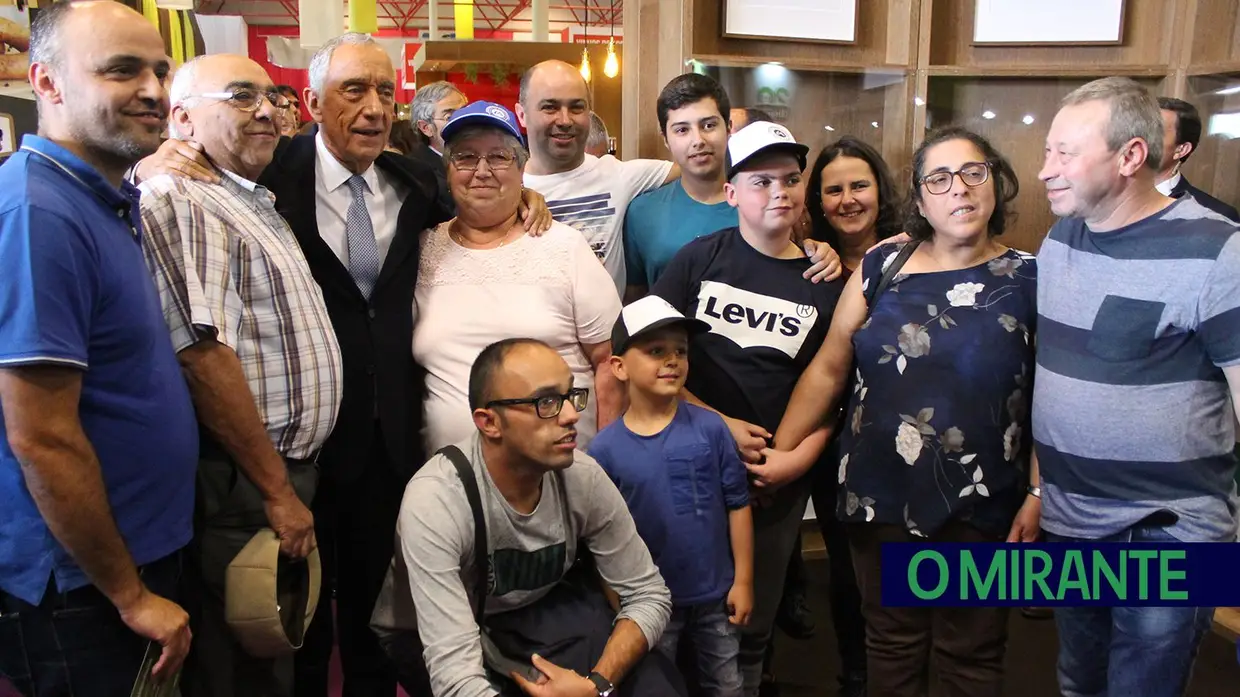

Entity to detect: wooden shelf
[1187,61,1240,76]
[927,64,1171,78]
[692,54,910,75]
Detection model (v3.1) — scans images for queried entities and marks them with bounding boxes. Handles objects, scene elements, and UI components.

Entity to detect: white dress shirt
[314,132,408,268]
[1156,171,1181,197]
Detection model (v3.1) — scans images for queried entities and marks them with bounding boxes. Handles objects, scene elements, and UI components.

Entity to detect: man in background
[587,111,611,157]
[277,85,301,137]
[1155,96,1239,221]
[728,107,774,135]
[410,79,466,214]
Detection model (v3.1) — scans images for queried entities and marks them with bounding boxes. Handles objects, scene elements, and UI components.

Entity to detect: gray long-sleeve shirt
[398,432,672,697]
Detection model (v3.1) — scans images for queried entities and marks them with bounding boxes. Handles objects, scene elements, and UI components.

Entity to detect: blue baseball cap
[440,101,525,146]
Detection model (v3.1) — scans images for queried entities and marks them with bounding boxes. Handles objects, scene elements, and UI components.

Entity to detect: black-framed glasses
[486,387,589,419]
[450,150,518,172]
[920,162,990,195]
[191,89,290,113]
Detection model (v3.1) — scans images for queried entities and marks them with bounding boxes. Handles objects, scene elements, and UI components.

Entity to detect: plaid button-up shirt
[139,170,343,459]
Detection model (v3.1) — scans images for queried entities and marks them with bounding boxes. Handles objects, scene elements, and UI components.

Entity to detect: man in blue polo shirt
[0,2,198,694]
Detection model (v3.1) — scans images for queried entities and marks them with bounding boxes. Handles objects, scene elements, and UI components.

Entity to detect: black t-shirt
[651,227,844,434]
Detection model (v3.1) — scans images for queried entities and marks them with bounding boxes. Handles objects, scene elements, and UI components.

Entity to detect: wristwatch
[1027,485,1042,499]
[587,671,614,697]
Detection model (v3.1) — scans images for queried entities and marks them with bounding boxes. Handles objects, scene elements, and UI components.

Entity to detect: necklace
[449,222,515,250]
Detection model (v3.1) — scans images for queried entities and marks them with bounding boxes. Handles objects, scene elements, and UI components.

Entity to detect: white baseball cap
[611,295,710,355]
[726,121,809,179]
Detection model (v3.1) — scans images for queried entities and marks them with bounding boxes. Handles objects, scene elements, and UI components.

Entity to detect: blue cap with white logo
[440,101,525,146]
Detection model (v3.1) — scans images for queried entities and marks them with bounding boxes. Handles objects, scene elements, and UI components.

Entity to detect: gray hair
[442,124,530,170]
[28,0,79,71]
[166,56,209,139]
[308,33,378,96]
[412,80,465,126]
[586,112,609,151]
[1061,77,1164,171]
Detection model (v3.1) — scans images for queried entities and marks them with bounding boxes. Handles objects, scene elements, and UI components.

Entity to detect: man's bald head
[515,60,591,174]
[169,54,282,180]
[519,60,587,109]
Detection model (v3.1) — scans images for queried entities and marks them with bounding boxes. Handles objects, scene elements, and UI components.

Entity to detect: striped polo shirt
[1034,196,1240,542]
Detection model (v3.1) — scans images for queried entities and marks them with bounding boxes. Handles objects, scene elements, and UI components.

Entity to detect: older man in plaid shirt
[137,53,343,697]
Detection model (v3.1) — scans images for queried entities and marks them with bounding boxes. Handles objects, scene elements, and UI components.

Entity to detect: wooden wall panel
[1190,0,1240,67]
[692,0,908,70]
[929,0,1178,72]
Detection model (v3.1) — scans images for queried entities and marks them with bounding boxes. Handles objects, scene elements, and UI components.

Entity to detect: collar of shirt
[315,131,378,197]
[222,168,260,192]
[1156,171,1182,197]
[20,134,140,211]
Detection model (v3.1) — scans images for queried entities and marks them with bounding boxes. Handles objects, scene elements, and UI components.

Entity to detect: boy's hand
[727,581,753,626]
[723,416,769,464]
[745,448,810,491]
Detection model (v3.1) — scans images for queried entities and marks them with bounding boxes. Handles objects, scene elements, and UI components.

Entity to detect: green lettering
[909,551,949,600]
[1130,550,1158,600]
[1159,550,1188,601]
[1092,550,1127,600]
[1023,550,1054,602]
[962,549,1005,600]
[1056,550,1090,600]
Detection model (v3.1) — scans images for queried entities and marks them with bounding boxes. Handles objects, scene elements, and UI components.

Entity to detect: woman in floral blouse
[772,126,1040,697]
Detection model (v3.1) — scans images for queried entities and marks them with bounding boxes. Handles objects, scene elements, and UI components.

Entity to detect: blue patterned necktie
[345,174,381,299]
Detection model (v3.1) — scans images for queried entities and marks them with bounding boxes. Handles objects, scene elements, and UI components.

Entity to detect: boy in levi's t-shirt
[650,122,843,696]
[588,296,754,697]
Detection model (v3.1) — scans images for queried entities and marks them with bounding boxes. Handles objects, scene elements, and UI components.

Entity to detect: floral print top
[836,243,1038,539]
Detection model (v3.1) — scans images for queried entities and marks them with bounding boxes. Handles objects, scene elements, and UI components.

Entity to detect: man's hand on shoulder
[511,654,599,697]
[134,139,220,185]
[519,187,554,236]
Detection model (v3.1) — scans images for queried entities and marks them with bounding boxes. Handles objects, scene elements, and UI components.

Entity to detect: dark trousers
[0,552,182,697]
[737,482,811,697]
[295,434,407,697]
[849,522,1009,697]
[810,457,867,677]
[181,449,319,697]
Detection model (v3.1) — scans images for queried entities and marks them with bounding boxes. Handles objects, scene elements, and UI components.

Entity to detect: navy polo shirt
[0,136,198,605]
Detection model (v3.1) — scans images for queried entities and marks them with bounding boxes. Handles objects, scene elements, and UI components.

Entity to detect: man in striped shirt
[137,54,343,697]
[1036,77,1240,697]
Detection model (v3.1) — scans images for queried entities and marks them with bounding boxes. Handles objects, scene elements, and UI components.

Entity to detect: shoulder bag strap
[440,445,488,627]
[863,239,921,317]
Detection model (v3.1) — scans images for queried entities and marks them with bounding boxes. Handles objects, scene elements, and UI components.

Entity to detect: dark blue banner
[880,543,1240,607]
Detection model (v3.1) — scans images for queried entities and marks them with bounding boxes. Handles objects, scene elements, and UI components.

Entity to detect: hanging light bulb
[603,37,619,78]
[579,47,592,82]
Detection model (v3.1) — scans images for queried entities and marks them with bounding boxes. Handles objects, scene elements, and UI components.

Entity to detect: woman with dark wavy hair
[774,126,1040,697]
[806,136,902,275]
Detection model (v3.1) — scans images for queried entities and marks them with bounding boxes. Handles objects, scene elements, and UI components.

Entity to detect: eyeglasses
[450,151,518,172]
[486,388,589,419]
[920,162,990,195]
[191,89,290,113]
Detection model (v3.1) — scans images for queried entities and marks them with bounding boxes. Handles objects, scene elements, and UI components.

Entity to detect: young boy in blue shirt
[588,295,754,697]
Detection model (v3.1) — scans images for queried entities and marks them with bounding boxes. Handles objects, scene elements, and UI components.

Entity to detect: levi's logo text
[695,281,817,358]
